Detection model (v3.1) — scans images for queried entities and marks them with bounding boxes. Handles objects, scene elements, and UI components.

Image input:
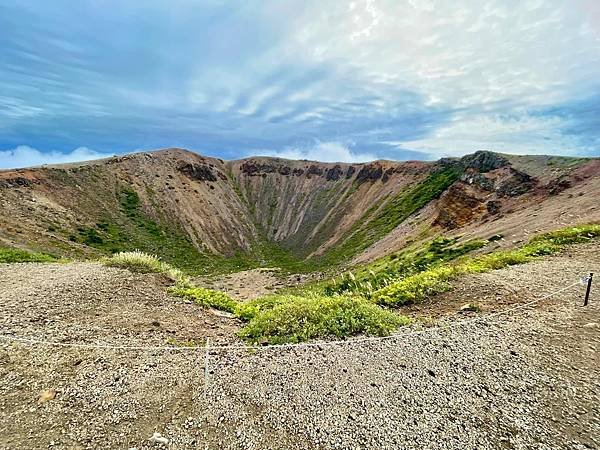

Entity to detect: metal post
[584,273,593,306]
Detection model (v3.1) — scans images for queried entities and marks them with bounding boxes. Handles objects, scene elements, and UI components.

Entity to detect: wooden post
[584,273,593,306]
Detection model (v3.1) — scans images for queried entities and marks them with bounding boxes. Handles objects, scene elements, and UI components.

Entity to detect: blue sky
[1,0,599,168]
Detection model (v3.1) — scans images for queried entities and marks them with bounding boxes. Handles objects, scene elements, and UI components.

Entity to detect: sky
[1,0,599,169]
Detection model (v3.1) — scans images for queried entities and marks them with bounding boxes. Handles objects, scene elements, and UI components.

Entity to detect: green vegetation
[373,224,600,306]
[165,337,204,347]
[224,224,598,343]
[0,247,60,263]
[170,285,237,313]
[168,283,410,344]
[546,155,588,168]
[72,186,256,275]
[237,294,411,345]
[316,167,461,266]
[323,236,487,297]
[103,250,189,284]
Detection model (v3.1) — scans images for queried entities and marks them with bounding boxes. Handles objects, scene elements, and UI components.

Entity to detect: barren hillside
[0,149,598,273]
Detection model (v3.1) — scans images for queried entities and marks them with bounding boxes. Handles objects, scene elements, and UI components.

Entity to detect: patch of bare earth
[0,247,599,449]
[198,269,320,301]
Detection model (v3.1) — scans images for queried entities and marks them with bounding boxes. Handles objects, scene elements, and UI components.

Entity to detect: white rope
[0,278,583,352]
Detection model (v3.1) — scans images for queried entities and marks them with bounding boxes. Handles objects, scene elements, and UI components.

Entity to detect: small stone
[149,432,169,445]
[38,389,57,404]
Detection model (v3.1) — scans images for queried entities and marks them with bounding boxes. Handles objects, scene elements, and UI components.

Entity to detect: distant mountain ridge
[1,148,598,273]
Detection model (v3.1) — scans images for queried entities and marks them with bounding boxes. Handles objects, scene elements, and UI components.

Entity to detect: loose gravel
[0,244,598,449]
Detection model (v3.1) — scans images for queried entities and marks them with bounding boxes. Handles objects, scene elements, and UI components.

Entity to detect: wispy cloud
[0,0,598,166]
[0,146,112,169]
[252,141,378,163]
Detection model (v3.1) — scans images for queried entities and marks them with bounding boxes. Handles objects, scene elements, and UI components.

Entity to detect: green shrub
[462,249,530,273]
[104,250,164,273]
[0,247,59,263]
[324,236,487,297]
[170,286,238,313]
[234,295,289,321]
[371,223,600,307]
[103,250,189,284]
[373,266,461,306]
[238,294,410,344]
[529,224,600,246]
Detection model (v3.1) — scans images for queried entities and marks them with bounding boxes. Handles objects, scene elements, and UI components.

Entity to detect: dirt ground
[0,243,598,449]
[196,269,319,301]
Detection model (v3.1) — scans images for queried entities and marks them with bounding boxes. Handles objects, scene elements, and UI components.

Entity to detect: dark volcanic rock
[382,168,394,183]
[486,200,502,214]
[461,172,495,191]
[546,176,572,196]
[497,169,535,197]
[460,151,510,172]
[0,177,33,188]
[179,163,218,182]
[278,166,291,176]
[325,165,343,181]
[240,161,277,176]
[356,164,383,183]
[307,165,324,177]
[346,166,356,179]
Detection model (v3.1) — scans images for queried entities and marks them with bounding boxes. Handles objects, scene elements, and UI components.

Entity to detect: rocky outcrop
[497,169,535,197]
[461,172,495,191]
[325,165,343,181]
[0,177,33,188]
[434,182,487,229]
[460,151,510,172]
[356,163,383,183]
[179,163,218,182]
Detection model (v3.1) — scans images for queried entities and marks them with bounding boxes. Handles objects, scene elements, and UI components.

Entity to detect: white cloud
[392,112,592,158]
[0,145,112,169]
[253,141,378,163]
[278,0,599,108]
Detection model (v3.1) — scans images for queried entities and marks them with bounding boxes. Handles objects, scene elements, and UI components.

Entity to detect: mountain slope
[0,148,598,273]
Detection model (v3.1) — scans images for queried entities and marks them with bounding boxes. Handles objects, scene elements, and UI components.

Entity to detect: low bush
[238,294,411,344]
[104,250,163,273]
[170,286,237,313]
[373,266,461,306]
[103,250,189,284]
[371,223,600,307]
[0,247,59,263]
[461,249,530,273]
[529,224,600,246]
[324,236,487,297]
[234,295,289,321]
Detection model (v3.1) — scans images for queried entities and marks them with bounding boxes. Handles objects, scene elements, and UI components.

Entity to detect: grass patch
[372,224,600,306]
[0,247,60,263]
[323,236,487,297]
[170,286,237,313]
[237,294,411,344]
[315,167,461,267]
[103,250,188,284]
[124,224,599,345]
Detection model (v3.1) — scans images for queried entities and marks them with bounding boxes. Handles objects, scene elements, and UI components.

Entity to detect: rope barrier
[0,277,585,353]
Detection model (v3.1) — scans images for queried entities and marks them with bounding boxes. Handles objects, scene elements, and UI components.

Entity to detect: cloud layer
[0,146,113,169]
[253,142,379,163]
[0,0,598,168]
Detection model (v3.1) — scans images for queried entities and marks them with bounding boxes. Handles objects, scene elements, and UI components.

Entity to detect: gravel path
[0,245,598,449]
